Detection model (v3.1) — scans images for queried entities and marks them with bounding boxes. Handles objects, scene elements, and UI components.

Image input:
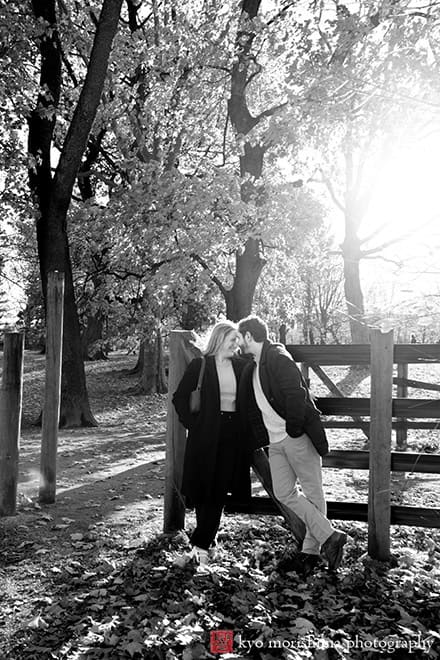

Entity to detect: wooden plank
[163,330,197,533]
[395,344,440,363]
[368,329,393,561]
[39,272,64,504]
[317,398,372,415]
[287,343,440,365]
[226,497,370,521]
[0,333,24,516]
[393,377,440,392]
[310,363,369,438]
[300,362,310,388]
[325,420,440,430]
[226,497,440,528]
[396,363,408,450]
[393,399,440,417]
[393,421,440,430]
[323,449,440,473]
[390,505,440,527]
[316,397,440,418]
[287,344,371,365]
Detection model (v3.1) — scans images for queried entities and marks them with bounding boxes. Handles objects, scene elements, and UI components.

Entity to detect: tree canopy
[2,0,440,422]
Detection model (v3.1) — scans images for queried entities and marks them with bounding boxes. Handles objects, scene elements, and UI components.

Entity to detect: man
[238,315,347,574]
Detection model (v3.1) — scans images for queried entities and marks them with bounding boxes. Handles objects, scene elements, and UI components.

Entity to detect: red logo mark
[210,630,234,654]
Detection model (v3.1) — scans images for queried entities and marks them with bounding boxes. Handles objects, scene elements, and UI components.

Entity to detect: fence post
[368,328,393,561]
[396,362,408,450]
[39,271,64,504]
[164,330,198,533]
[300,362,310,388]
[0,332,24,516]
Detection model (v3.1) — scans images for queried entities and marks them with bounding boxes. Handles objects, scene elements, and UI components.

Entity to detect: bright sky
[350,133,440,304]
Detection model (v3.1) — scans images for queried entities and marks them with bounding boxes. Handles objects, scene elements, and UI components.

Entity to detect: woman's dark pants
[191,412,239,550]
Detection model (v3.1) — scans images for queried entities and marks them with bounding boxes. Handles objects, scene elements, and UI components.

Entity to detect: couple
[172,316,347,574]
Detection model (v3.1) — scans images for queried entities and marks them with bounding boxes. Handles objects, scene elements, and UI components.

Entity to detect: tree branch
[266,1,296,27]
[361,215,439,256]
[50,0,124,220]
[310,169,345,213]
[190,252,227,297]
[254,101,288,124]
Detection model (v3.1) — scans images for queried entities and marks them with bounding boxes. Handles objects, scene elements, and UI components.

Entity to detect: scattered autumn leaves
[1,352,440,659]
[1,516,440,659]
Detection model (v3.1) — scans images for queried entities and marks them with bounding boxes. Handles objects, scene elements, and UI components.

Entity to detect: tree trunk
[47,234,97,426]
[342,230,370,344]
[78,131,110,362]
[140,328,167,394]
[157,329,168,393]
[81,313,108,361]
[279,324,287,344]
[224,0,266,320]
[140,334,156,393]
[130,340,145,375]
[28,0,123,426]
[341,128,371,345]
[225,239,265,321]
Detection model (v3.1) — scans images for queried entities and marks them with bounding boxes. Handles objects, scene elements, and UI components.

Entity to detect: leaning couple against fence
[172,316,349,574]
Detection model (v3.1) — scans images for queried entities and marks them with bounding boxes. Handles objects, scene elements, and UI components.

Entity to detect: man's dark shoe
[299,553,323,577]
[321,531,347,571]
[277,551,323,577]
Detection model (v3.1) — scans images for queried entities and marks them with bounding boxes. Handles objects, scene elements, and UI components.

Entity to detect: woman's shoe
[192,546,209,566]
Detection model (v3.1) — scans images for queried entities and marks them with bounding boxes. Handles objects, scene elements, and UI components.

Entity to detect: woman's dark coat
[172,355,251,506]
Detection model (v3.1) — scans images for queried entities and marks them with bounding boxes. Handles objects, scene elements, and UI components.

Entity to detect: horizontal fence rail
[229,339,440,537]
[287,343,440,365]
[315,397,440,418]
[226,497,440,528]
[322,449,440,473]
[325,420,440,430]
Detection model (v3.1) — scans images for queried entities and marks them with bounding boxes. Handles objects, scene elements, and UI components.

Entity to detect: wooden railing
[228,339,440,537]
[165,330,440,561]
[0,272,64,516]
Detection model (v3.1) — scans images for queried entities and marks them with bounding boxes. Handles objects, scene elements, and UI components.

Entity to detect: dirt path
[1,354,170,653]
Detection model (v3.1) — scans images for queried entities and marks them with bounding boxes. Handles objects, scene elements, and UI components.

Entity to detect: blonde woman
[172,321,251,566]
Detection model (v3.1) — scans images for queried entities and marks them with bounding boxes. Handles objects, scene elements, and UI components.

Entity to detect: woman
[172,320,251,566]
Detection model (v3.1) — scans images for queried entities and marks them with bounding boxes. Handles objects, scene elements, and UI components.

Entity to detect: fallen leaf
[26,614,49,630]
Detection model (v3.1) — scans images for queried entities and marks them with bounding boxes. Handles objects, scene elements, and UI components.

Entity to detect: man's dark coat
[172,355,251,505]
[240,340,329,456]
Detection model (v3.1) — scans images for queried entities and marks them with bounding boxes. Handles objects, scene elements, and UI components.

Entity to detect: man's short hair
[238,316,268,342]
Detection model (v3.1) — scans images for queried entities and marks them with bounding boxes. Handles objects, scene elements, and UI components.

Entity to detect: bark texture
[226,0,266,320]
[28,0,123,426]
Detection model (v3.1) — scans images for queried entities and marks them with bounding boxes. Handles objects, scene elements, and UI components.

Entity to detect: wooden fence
[0,272,64,516]
[164,330,440,561]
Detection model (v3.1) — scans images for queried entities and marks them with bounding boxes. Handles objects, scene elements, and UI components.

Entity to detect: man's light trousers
[269,433,335,555]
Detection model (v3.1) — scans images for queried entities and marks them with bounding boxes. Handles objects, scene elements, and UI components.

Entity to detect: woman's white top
[216,359,237,411]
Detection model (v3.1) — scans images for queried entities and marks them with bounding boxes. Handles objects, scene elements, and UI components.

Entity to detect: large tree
[27,0,123,425]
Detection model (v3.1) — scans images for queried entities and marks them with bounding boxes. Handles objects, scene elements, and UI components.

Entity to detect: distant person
[238,315,347,575]
[410,334,417,344]
[172,321,251,567]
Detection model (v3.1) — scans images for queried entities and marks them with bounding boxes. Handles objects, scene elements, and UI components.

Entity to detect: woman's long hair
[203,320,238,356]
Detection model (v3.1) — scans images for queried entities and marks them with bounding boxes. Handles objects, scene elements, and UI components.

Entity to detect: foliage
[2,520,439,659]
[2,0,440,350]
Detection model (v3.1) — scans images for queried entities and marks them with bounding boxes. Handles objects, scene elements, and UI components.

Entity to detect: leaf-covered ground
[1,352,440,659]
